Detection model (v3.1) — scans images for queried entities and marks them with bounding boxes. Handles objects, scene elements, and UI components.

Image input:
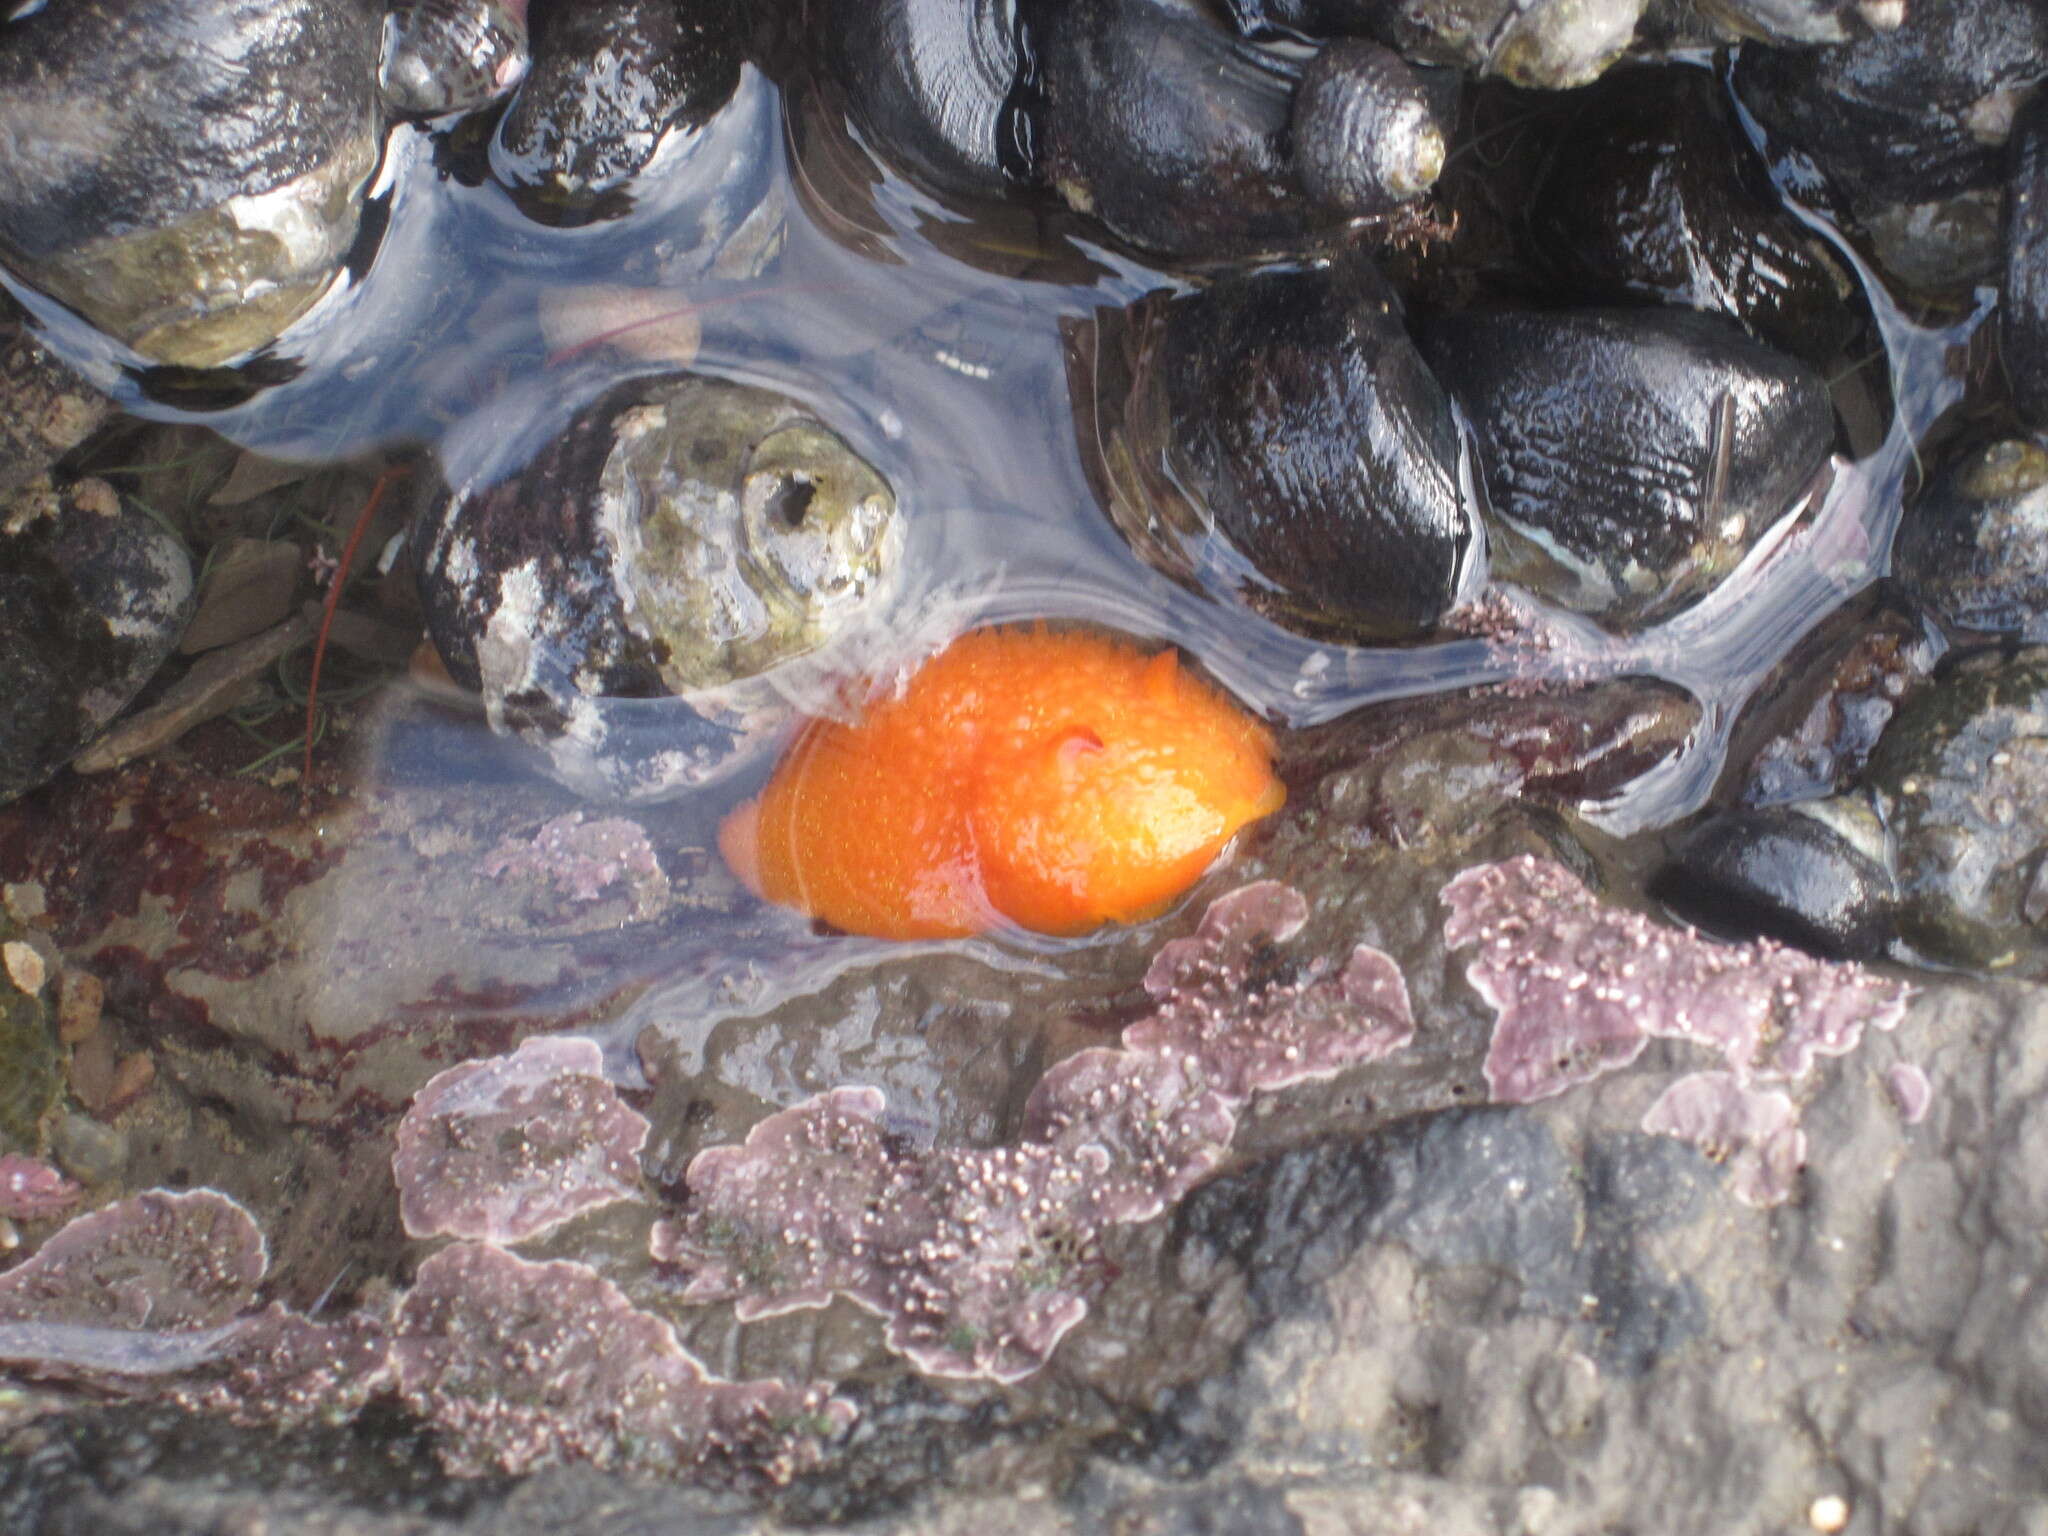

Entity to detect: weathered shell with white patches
[379,0,530,118]
[415,373,899,799]
[1289,39,1444,212]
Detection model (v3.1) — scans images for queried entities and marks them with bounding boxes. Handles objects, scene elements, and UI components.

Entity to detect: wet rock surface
[1896,438,2048,639]
[1865,647,2048,974]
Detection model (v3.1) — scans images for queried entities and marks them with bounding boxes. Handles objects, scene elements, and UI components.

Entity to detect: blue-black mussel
[1655,800,1898,961]
[380,0,531,118]
[1734,0,2048,289]
[1026,0,1449,258]
[1420,306,1835,629]
[0,479,193,806]
[1529,68,1862,368]
[492,0,743,220]
[2002,89,2048,434]
[1070,255,1476,643]
[1219,0,1644,90]
[817,0,1451,260]
[821,0,1031,199]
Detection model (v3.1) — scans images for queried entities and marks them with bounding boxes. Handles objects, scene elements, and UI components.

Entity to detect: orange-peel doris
[718,627,1285,939]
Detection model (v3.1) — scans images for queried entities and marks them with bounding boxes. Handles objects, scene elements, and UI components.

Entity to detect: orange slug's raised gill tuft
[718,626,1285,939]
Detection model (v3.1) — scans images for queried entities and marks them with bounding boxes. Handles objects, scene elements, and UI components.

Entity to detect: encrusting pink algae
[654,881,1416,1381]
[1443,855,1914,1205]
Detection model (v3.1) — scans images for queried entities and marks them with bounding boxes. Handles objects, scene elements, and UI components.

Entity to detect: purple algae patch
[1442,856,1910,1104]
[393,1241,853,1480]
[0,1154,80,1221]
[479,812,670,917]
[1127,880,1415,1099]
[1443,856,1914,1206]
[0,1188,266,1334]
[654,1085,907,1318]
[658,882,1417,1382]
[0,1188,286,1392]
[1641,1072,1807,1208]
[653,1089,1116,1383]
[392,1035,650,1244]
[1020,1047,1236,1223]
[168,1302,395,1428]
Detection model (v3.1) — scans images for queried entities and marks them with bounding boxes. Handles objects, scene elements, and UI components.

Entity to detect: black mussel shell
[1732,0,2048,219]
[823,0,1030,197]
[1,484,194,806]
[1420,307,1834,629]
[1655,801,1897,960]
[1220,0,1644,91]
[2003,90,2048,435]
[1529,69,1859,366]
[1027,0,1325,257]
[1086,257,1475,642]
[380,0,530,118]
[493,0,742,214]
[1897,439,2048,642]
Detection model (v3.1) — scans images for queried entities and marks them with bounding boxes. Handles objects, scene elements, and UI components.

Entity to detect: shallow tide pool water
[0,42,2004,1514]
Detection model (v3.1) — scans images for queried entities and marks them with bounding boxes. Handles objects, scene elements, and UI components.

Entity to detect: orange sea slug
[718,627,1286,939]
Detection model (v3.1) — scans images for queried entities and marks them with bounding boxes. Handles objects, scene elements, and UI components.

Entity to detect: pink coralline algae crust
[0,1188,266,1334]
[1020,1048,1237,1224]
[393,1242,854,1480]
[479,812,670,918]
[656,881,1415,1382]
[1442,856,1914,1206]
[1641,1072,1807,1208]
[0,1187,388,1421]
[393,1036,649,1244]
[1129,880,1417,1100]
[0,1154,80,1221]
[168,1303,395,1428]
[0,1191,851,1473]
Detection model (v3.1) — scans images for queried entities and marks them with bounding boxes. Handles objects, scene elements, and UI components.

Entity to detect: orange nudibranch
[717,626,1286,939]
